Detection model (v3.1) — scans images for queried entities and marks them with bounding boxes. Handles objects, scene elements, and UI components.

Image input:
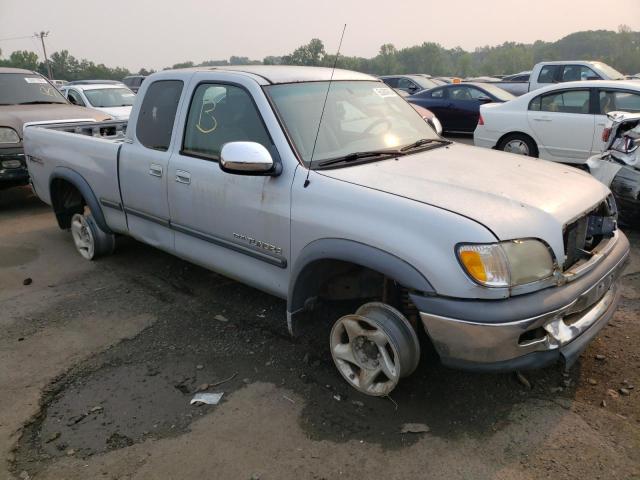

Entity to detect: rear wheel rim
[71,214,95,260]
[504,139,530,155]
[330,314,401,396]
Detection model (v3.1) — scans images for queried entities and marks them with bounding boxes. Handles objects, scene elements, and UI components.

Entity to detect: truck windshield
[266,81,438,167]
[84,88,135,107]
[0,73,67,105]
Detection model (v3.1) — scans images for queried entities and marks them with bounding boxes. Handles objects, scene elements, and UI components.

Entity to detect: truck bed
[23,120,128,232]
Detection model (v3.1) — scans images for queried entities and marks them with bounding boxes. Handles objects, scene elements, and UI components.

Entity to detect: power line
[0,35,35,42]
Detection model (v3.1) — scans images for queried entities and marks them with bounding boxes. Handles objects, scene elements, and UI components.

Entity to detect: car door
[167,74,292,297]
[411,87,451,128]
[447,85,483,132]
[526,88,595,161]
[119,79,185,250]
[593,87,640,153]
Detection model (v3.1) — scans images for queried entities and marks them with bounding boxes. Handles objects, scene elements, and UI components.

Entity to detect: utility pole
[34,31,52,79]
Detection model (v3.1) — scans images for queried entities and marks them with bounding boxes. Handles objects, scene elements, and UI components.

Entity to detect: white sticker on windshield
[373,87,395,98]
[25,77,48,84]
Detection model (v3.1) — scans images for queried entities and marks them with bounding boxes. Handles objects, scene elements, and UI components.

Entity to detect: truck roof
[155,65,376,85]
[0,67,37,75]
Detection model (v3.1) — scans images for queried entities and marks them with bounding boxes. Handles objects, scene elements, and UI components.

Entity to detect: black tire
[497,133,539,158]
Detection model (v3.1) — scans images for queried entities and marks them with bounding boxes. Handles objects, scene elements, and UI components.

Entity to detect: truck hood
[0,104,110,146]
[319,143,610,258]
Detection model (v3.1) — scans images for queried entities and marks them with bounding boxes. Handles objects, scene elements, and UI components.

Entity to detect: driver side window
[67,89,85,106]
[182,83,272,161]
[397,78,417,91]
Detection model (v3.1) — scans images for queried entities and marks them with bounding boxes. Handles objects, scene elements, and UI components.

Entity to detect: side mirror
[220,142,281,176]
[477,95,492,103]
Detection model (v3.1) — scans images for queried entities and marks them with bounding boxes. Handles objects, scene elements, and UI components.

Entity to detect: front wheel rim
[504,139,530,155]
[330,314,401,396]
[71,214,95,260]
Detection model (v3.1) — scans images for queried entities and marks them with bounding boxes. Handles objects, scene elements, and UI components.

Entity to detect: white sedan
[61,84,135,120]
[474,80,640,164]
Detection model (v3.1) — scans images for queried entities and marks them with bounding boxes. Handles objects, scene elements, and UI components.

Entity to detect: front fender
[287,238,434,318]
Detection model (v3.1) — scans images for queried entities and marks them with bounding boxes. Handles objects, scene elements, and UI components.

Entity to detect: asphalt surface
[1,179,639,480]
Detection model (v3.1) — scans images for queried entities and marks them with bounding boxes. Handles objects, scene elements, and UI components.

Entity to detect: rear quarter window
[136,80,184,151]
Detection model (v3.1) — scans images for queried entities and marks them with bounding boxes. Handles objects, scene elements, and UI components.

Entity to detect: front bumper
[412,231,630,372]
[0,148,29,189]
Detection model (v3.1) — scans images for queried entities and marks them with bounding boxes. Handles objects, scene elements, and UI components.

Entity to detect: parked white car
[61,84,135,120]
[474,80,640,164]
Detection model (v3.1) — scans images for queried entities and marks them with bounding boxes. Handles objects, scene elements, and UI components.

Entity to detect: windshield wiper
[18,101,66,105]
[317,149,404,167]
[400,138,451,152]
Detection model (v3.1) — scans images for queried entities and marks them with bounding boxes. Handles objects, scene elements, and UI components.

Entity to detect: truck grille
[562,196,617,271]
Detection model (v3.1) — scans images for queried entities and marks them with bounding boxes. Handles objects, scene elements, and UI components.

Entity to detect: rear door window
[537,65,559,84]
[136,80,183,151]
[381,77,398,88]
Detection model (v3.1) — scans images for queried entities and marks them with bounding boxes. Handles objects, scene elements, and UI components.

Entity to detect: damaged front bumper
[410,231,630,372]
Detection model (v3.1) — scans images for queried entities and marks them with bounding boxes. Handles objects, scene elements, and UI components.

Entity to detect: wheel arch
[287,238,434,335]
[49,167,112,234]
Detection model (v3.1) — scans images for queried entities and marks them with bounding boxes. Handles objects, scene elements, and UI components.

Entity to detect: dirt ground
[1,185,639,480]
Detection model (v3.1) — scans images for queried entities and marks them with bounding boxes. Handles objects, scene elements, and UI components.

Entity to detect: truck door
[167,75,292,298]
[119,79,184,250]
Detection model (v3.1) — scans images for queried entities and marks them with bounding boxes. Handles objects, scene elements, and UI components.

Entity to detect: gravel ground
[1,185,639,480]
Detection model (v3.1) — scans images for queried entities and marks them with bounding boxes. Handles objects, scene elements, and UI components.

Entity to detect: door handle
[532,117,552,122]
[175,170,191,184]
[149,164,163,177]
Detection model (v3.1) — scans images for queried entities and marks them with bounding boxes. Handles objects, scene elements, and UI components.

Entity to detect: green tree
[282,38,326,66]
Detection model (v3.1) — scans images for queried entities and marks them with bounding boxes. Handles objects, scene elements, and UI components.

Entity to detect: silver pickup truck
[24,66,630,396]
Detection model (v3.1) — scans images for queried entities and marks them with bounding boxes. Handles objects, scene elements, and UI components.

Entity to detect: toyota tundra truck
[24,66,630,396]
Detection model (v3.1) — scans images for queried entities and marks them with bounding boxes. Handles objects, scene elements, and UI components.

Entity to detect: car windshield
[591,62,625,80]
[266,80,439,167]
[0,73,67,105]
[475,83,515,102]
[83,88,135,107]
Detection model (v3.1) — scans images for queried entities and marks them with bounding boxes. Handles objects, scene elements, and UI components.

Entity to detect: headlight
[0,127,20,144]
[457,239,555,287]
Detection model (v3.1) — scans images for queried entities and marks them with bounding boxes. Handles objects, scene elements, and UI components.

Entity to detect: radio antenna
[304,24,347,188]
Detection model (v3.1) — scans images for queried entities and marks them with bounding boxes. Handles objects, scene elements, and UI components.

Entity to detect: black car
[379,74,441,96]
[122,75,147,94]
[407,82,514,133]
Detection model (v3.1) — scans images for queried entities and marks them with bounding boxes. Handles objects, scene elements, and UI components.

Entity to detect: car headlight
[0,127,20,144]
[457,239,555,287]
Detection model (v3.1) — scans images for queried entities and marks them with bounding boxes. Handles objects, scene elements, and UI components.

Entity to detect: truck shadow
[12,234,587,478]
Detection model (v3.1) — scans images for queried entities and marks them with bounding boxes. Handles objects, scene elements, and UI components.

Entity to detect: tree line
[1,27,638,81]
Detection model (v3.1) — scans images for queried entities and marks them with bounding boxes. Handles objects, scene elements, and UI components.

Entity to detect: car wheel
[329,302,420,396]
[70,212,115,260]
[498,133,538,157]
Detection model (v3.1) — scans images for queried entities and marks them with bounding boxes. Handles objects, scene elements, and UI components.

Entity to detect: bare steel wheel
[330,302,420,396]
[71,213,95,260]
[70,212,115,260]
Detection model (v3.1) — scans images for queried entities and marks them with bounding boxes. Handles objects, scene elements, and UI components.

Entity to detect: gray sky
[1,0,639,71]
